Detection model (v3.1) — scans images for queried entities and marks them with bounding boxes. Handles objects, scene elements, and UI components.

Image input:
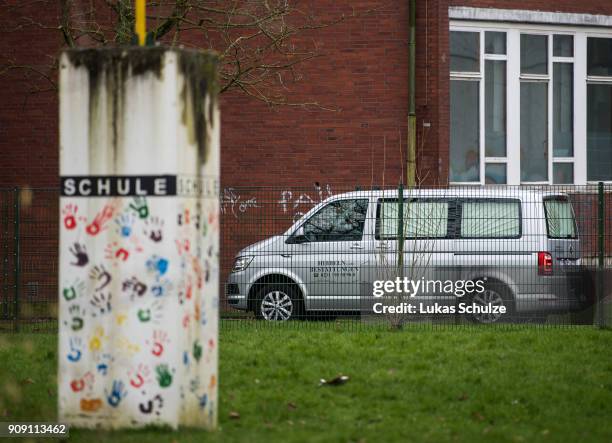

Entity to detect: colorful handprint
[89,265,112,291]
[146,330,169,357]
[122,277,147,299]
[106,380,127,407]
[143,216,164,242]
[129,197,149,219]
[128,363,151,388]
[69,243,89,267]
[86,202,116,236]
[115,212,135,238]
[67,337,83,362]
[155,364,173,388]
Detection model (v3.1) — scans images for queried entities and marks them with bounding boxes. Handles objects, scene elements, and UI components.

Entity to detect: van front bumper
[225,277,249,310]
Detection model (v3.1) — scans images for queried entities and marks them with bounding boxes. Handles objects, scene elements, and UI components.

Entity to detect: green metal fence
[1,184,611,332]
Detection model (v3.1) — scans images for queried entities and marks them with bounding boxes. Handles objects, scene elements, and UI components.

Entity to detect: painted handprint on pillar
[69,243,89,267]
[105,242,130,264]
[128,364,151,389]
[90,292,112,317]
[106,380,128,408]
[62,279,85,302]
[62,203,86,230]
[89,265,112,291]
[86,202,116,236]
[129,197,149,219]
[122,277,147,300]
[143,216,164,242]
[139,395,164,416]
[155,364,174,388]
[115,212,135,238]
[146,330,169,357]
[67,337,83,362]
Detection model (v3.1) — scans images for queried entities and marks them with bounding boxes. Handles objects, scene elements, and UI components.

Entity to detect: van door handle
[350,242,364,250]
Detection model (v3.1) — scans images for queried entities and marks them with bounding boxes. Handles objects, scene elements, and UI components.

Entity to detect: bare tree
[1,0,378,108]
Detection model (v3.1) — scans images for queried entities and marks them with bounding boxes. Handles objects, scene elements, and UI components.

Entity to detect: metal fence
[1,184,611,331]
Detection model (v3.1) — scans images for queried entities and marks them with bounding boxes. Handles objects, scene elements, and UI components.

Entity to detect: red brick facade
[3,1,612,189]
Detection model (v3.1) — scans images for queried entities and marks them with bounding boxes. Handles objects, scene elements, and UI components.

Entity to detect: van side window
[544,197,577,238]
[303,199,368,242]
[376,199,449,239]
[460,200,521,238]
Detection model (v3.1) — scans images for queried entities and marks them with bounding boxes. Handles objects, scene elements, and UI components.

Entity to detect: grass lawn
[1,324,611,442]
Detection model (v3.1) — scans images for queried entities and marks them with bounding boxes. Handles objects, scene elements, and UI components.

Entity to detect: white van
[226,188,585,322]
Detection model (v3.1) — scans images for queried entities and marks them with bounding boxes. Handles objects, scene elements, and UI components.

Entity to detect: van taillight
[538,252,553,275]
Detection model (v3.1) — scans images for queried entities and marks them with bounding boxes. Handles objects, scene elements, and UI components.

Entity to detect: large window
[450,23,612,184]
[460,200,521,238]
[450,31,508,184]
[377,199,449,239]
[587,38,612,182]
[302,199,368,242]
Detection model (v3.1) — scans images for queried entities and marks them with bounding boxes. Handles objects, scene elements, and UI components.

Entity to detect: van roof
[327,187,569,200]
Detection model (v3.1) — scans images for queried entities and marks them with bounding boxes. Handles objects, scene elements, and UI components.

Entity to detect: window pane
[451,31,479,72]
[450,80,480,182]
[544,199,577,239]
[485,32,506,55]
[485,164,507,184]
[303,199,368,242]
[521,82,549,181]
[521,34,548,75]
[553,163,573,184]
[379,201,448,239]
[485,60,506,157]
[587,84,612,181]
[553,63,574,157]
[587,38,612,77]
[461,201,520,238]
[553,35,573,57]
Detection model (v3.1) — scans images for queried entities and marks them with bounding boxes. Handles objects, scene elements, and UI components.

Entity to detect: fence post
[13,187,20,332]
[398,183,404,271]
[597,182,605,328]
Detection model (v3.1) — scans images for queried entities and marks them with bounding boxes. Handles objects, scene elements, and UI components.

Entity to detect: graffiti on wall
[221,183,333,222]
[279,183,333,222]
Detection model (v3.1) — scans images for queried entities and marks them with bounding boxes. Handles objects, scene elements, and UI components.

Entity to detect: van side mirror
[287,226,309,244]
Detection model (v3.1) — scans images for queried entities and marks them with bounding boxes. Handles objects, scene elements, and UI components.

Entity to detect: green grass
[1,325,612,442]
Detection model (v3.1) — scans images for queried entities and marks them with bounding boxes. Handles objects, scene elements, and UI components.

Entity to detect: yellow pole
[135,0,146,46]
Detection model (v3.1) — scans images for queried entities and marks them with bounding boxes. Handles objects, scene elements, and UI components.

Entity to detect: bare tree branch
[0,0,385,109]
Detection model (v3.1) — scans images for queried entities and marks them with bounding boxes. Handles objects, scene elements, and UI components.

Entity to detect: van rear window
[544,198,577,239]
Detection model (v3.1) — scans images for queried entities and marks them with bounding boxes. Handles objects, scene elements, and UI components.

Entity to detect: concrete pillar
[58,48,219,430]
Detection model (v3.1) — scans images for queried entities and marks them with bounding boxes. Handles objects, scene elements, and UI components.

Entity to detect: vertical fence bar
[13,187,20,332]
[597,182,605,328]
[398,183,404,270]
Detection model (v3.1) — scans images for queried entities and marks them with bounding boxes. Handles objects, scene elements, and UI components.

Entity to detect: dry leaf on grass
[319,374,350,386]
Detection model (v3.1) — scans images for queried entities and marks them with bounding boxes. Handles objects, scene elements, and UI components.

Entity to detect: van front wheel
[255,284,303,321]
[467,284,513,324]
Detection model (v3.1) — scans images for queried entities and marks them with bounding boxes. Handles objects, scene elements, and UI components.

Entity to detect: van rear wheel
[467,283,514,324]
[255,284,303,321]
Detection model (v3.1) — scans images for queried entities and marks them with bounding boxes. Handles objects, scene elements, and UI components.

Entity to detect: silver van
[226,188,585,323]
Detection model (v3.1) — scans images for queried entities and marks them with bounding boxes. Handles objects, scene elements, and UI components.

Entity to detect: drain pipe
[407,0,416,187]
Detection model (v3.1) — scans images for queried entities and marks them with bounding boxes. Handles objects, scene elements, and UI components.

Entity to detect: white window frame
[450,20,612,185]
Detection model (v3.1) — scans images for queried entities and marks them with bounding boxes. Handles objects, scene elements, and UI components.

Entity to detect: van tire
[255,284,303,321]
[466,282,514,324]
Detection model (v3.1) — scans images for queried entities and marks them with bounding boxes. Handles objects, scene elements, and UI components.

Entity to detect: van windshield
[544,197,577,239]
